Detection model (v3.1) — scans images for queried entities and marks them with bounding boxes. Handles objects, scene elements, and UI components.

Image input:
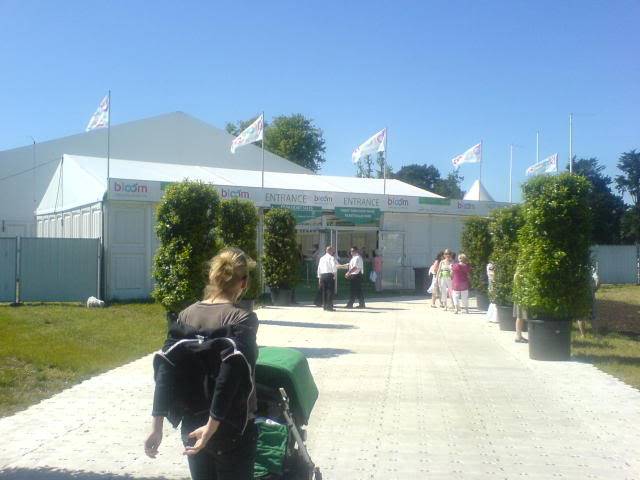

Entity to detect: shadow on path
[0,468,166,480]
[260,319,357,330]
[289,347,354,359]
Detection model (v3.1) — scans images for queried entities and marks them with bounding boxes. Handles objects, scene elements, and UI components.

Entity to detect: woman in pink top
[372,250,383,292]
[451,253,472,314]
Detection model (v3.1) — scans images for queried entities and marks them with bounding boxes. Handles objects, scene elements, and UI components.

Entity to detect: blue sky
[1,0,638,202]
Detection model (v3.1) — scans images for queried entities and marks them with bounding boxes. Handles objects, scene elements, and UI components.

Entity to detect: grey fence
[0,237,100,303]
[0,237,17,302]
[593,245,639,284]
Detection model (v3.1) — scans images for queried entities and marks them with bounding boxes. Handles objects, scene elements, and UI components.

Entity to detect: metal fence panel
[593,245,638,284]
[20,238,99,302]
[0,237,17,302]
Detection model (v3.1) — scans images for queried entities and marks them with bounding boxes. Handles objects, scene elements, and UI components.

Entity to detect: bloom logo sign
[109,179,161,201]
[220,188,250,199]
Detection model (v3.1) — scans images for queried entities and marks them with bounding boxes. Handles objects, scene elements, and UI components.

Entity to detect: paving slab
[0,297,639,479]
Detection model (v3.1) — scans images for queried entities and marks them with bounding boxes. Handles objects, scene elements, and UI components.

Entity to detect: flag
[452,142,482,169]
[352,128,386,164]
[86,94,110,131]
[526,153,558,176]
[230,114,264,154]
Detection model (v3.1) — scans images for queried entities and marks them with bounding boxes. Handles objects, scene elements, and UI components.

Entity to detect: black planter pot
[528,318,571,361]
[497,305,516,331]
[475,292,489,311]
[270,289,292,306]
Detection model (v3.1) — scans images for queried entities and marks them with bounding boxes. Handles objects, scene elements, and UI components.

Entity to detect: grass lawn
[0,302,166,417]
[572,284,640,390]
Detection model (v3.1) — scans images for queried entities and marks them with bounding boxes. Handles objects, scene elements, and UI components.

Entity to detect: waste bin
[413,267,429,294]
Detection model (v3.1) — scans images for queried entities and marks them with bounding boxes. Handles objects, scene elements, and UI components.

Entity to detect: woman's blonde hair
[458,253,469,264]
[204,248,256,301]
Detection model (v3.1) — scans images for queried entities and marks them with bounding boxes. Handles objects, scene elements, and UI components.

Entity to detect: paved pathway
[1,297,639,479]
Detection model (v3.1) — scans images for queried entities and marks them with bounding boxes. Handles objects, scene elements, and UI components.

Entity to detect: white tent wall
[0,112,312,236]
[37,203,102,239]
[105,201,158,300]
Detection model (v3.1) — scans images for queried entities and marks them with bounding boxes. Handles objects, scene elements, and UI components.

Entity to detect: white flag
[452,142,482,169]
[86,94,110,131]
[352,128,386,164]
[230,114,264,154]
[526,153,558,176]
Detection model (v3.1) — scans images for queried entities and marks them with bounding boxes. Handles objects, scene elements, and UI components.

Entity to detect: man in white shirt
[317,245,338,311]
[341,246,365,309]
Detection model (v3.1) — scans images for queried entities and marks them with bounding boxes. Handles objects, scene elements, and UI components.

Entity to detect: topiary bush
[513,173,593,320]
[218,198,260,300]
[461,216,493,294]
[152,181,220,313]
[263,208,299,291]
[488,205,524,306]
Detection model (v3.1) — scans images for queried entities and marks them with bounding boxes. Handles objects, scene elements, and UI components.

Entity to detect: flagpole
[479,140,483,200]
[261,111,265,189]
[536,131,539,164]
[107,90,111,181]
[383,128,388,195]
[509,144,513,203]
[569,113,573,173]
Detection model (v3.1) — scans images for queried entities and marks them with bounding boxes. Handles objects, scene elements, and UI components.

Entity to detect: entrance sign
[335,207,381,224]
[271,204,322,223]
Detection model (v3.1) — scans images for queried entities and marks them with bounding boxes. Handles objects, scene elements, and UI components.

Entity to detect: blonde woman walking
[436,249,454,311]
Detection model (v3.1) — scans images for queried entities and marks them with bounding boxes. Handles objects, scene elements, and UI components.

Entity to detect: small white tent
[463,179,495,202]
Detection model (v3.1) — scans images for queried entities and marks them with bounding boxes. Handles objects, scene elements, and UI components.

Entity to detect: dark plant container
[497,305,516,331]
[475,291,489,311]
[527,319,571,361]
[413,267,429,295]
[270,289,292,306]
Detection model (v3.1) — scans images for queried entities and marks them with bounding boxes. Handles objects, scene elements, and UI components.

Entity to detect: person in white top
[317,245,338,311]
[340,246,365,309]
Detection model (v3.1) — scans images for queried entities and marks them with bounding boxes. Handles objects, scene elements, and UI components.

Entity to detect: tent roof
[463,179,495,202]
[37,154,443,214]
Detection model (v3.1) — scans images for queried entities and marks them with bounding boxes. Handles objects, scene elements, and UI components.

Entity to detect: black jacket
[151,321,257,434]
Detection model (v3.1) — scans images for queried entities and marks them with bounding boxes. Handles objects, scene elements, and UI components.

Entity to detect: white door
[379,231,406,290]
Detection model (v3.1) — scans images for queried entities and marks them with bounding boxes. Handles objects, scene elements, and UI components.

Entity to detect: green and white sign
[271,204,323,223]
[334,207,381,224]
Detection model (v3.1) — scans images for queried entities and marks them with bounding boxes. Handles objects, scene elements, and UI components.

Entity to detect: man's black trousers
[320,273,335,310]
[347,273,365,307]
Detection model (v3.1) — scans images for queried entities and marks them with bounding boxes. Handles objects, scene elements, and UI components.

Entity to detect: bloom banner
[526,153,558,176]
[86,95,109,131]
[451,142,482,169]
[352,128,386,164]
[230,114,264,154]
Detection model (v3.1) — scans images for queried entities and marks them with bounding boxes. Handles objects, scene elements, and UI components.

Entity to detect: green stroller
[254,347,321,480]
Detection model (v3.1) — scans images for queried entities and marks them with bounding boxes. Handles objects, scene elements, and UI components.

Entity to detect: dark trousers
[320,273,335,310]
[181,415,258,480]
[347,273,365,307]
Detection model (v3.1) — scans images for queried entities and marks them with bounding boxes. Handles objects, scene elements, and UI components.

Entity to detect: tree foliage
[513,173,593,320]
[615,149,640,244]
[153,181,220,313]
[262,209,300,290]
[227,114,326,172]
[461,216,493,294]
[217,199,260,299]
[566,157,625,244]
[488,205,524,305]
[393,163,464,198]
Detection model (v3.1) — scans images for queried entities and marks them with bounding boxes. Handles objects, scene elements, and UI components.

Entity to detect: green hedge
[152,181,220,313]
[514,173,593,320]
[461,216,493,294]
[263,209,299,291]
[218,199,260,300]
[488,205,523,306]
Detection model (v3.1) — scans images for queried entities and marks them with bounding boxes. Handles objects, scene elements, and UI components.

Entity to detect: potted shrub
[514,173,592,361]
[218,198,260,310]
[263,208,300,306]
[461,216,493,310]
[153,181,220,323]
[489,205,524,331]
